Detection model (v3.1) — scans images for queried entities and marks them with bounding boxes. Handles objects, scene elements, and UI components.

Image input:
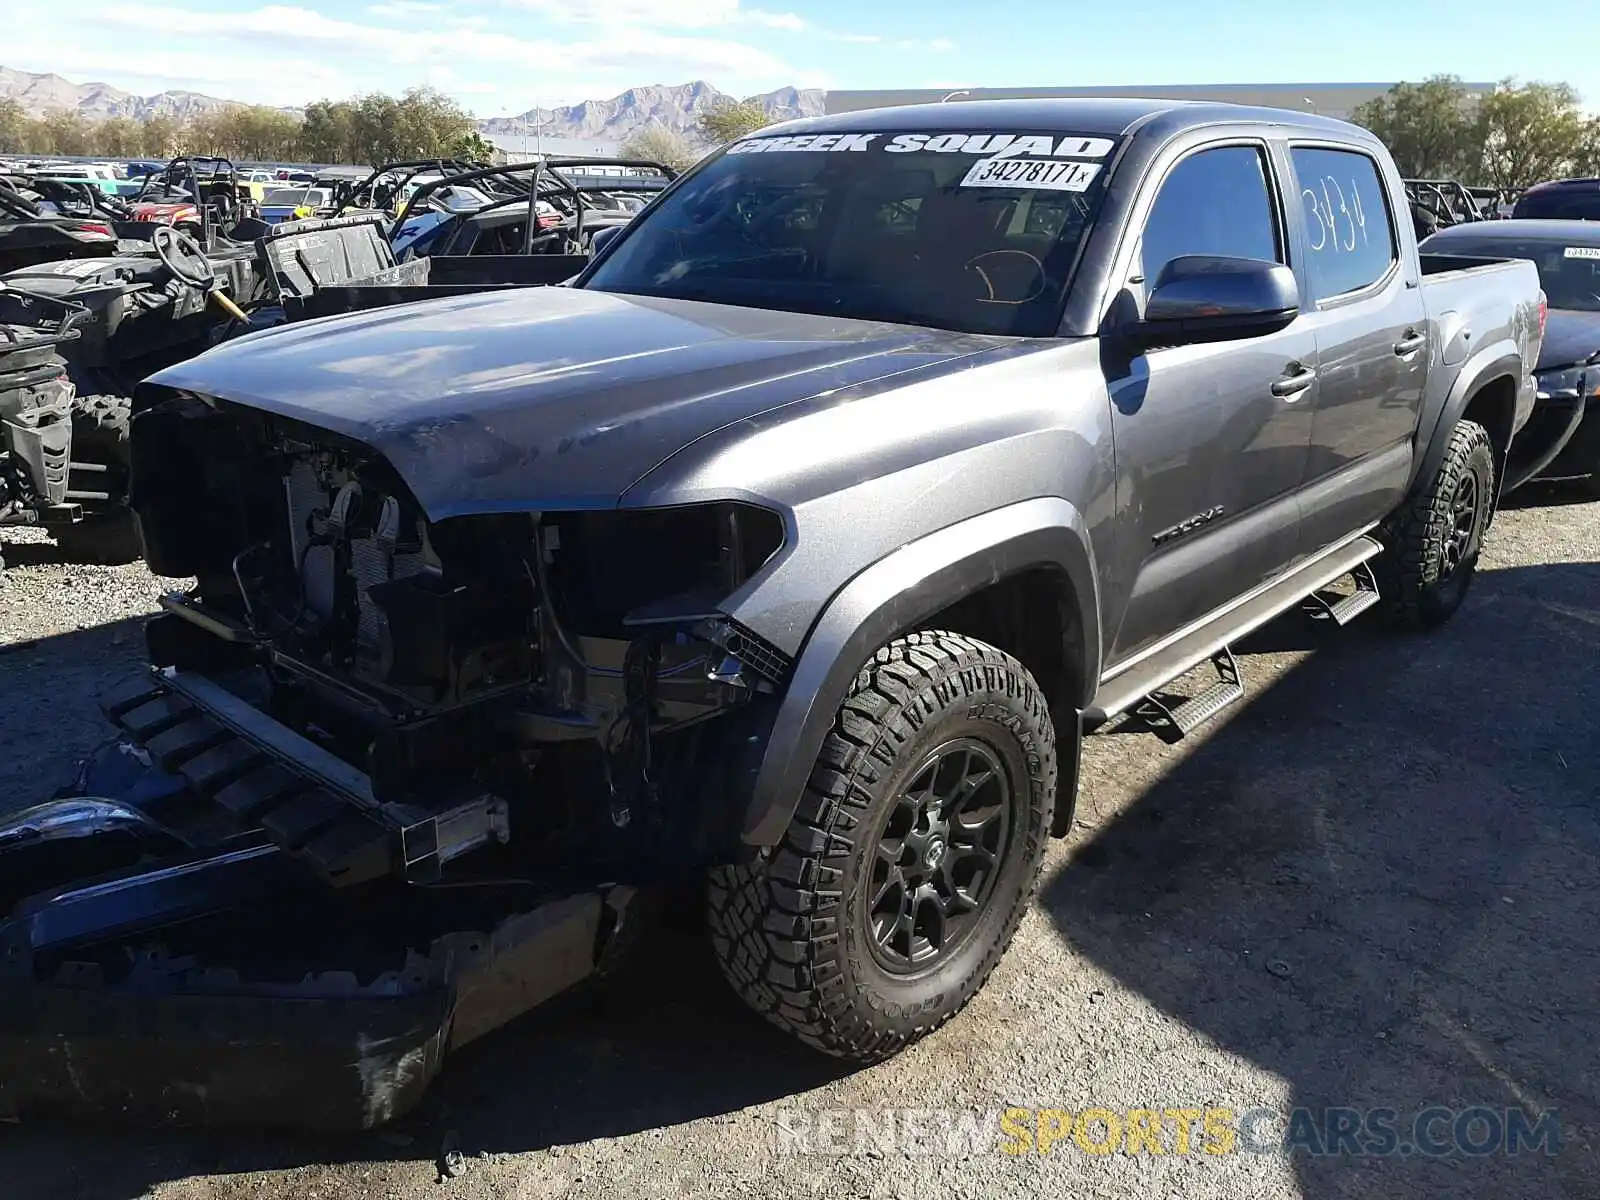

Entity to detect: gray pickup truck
[0,98,1543,1130]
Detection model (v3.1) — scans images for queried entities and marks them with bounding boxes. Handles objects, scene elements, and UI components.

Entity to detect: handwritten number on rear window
[1303,176,1368,254]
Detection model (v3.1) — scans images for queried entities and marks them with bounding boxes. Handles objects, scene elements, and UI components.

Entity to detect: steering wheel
[151,223,217,289]
[963,250,1047,305]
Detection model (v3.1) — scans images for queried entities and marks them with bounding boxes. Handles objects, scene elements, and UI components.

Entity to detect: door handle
[1394,331,1426,356]
[1270,367,1316,399]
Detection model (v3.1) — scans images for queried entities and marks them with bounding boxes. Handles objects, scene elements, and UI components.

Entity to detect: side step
[1306,560,1381,626]
[1138,647,1244,738]
[1089,531,1385,728]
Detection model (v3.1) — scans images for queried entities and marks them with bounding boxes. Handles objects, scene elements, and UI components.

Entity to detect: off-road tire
[1377,419,1495,629]
[53,392,141,565]
[707,631,1057,1062]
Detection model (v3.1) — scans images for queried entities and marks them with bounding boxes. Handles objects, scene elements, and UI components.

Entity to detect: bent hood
[1537,309,1600,372]
[147,286,1012,518]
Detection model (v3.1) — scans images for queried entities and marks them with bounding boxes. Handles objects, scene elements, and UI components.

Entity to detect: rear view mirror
[1138,255,1299,345]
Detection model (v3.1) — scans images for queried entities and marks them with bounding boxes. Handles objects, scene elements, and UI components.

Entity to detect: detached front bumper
[0,738,625,1130]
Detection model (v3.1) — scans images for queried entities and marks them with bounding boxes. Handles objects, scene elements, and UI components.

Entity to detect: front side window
[1291,147,1398,301]
[583,129,1119,336]
[1139,145,1281,286]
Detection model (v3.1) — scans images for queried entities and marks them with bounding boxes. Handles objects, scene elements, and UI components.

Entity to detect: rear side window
[1513,190,1600,221]
[1291,147,1397,301]
[1139,145,1281,284]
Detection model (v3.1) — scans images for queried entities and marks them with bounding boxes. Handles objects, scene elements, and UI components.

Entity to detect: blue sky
[9,0,1599,118]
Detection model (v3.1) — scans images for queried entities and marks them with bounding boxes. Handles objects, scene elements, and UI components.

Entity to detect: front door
[1106,141,1317,665]
[1288,144,1428,553]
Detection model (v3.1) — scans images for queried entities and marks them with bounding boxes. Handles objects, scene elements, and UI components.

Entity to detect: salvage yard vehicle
[0,179,120,275]
[258,185,336,226]
[1513,177,1600,222]
[1426,219,1600,492]
[0,98,1544,1130]
[380,159,671,260]
[128,156,255,239]
[0,224,280,560]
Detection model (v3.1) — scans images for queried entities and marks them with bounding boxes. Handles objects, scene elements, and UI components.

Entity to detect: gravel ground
[1,487,1598,1200]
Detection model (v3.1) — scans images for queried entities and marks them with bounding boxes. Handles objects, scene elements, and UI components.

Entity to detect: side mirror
[1137,254,1299,345]
[589,224,623,258]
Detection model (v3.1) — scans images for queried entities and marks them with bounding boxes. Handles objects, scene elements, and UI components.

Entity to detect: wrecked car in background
[0,97,1542,1130]
[1424,219,1600,493]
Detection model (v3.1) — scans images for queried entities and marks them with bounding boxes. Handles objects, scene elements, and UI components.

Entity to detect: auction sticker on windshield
[1564,246,1600,260]
[960,158,1103,191]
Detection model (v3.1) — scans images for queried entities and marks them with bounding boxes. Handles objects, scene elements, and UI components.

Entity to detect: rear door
[1104,139,1318,663]
[1285,143,1427,554]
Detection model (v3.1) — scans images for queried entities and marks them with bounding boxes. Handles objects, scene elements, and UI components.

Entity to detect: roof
[1521,178,1600,194]
[1426,220,1600,244]
[770,96,1359,139]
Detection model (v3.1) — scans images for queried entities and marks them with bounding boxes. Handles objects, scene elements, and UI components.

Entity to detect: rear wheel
[1377,419,1494,629]
[53,392,141,565]
[707,631,1057,1061]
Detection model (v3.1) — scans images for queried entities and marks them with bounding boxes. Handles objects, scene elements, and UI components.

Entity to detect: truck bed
[256,212,588,321]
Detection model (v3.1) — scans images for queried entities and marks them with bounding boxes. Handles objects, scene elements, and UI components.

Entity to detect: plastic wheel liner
[0,681,633,1131]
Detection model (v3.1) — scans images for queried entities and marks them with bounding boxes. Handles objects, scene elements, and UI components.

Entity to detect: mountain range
[0,66,826,141]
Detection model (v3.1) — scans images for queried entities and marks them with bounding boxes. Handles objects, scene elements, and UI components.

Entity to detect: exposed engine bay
[129,390,790,886]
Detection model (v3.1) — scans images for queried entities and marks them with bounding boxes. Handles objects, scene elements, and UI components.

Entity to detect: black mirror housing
[1137,254,1299,345]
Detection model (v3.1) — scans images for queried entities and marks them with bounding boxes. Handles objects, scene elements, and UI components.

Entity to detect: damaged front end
[0,386,794,1129]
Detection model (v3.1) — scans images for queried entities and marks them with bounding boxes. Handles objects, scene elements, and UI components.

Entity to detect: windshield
[264,188,327,206]
[1437,237,1600,311]
[1514,191,1600,221]
[583,128,1117,336]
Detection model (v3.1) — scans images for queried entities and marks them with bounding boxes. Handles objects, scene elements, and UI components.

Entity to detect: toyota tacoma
[0,98,1544,1129]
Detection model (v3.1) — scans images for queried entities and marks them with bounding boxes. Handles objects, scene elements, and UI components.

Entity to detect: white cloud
[6,0,889,115]
[365,0,446,15]
[500,0,805,32]
[64,2,799,106]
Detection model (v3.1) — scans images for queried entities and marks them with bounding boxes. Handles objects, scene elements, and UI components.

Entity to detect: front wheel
[1377,419,1495,629]
[708,631,1058,1062]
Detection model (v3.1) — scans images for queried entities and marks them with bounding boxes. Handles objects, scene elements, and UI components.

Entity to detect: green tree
[0,99,26,153]
[1348,75,1479,180]
[137,115,181,159]
[38,108,92,156]
[449,130,497,162]
[620,122,700,171]
[300,100,355,163]
[696,99,771,146]
[393,86,475,158]
[1475,80,1593,190]
[1575,117,1600,177]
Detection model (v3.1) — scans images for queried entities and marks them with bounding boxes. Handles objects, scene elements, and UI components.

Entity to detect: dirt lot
[2,487,1597,1200]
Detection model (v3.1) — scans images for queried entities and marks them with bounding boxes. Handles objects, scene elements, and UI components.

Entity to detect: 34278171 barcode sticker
[959,158,1103,192]
[1563,246,1600,260]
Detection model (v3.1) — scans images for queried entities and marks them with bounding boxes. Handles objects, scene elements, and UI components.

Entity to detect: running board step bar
[1307,560,1381,626]
[1139,647,1244,737]
[1088,531,1385,725]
